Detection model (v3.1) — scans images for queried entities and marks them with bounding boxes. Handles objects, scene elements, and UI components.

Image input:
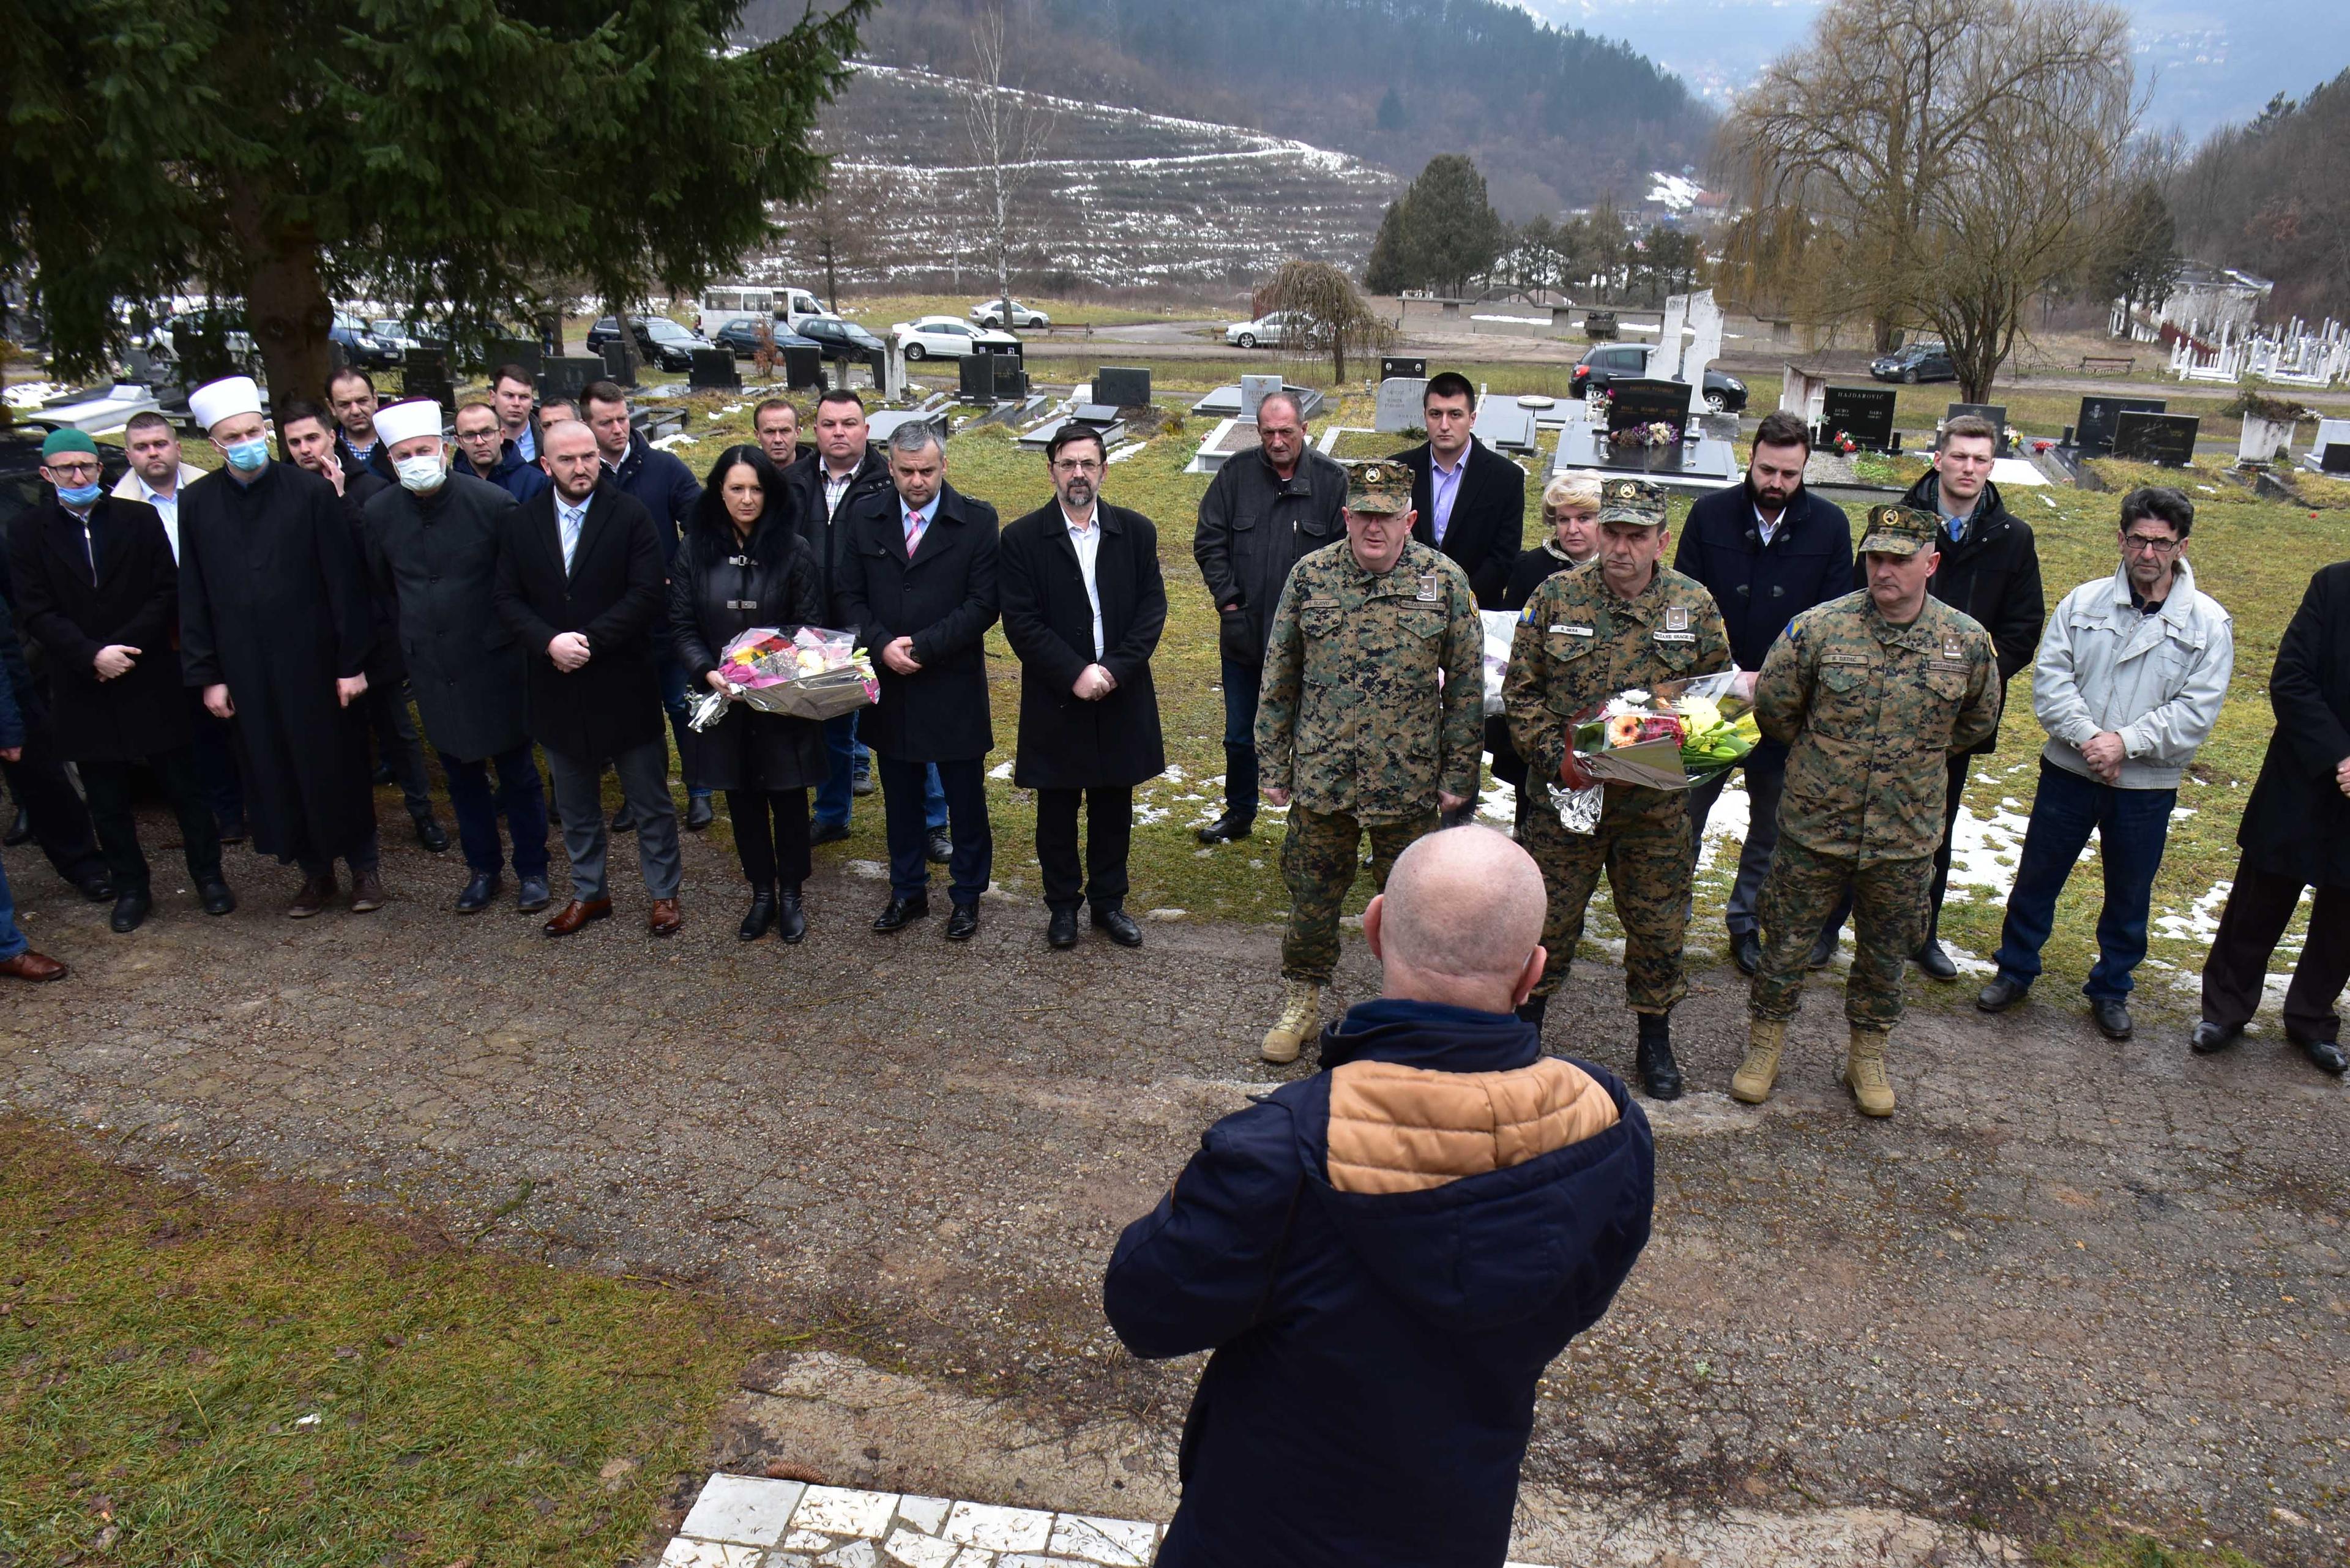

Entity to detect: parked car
[889,316,1020,362]
[584,315,718,372]
[330,314,402,368]
[0,430,129,539]
[1226,311,1307,349]
[149,307,258,371]
[1569,343,1749,413]
[1870,341,1958,384]
[709,315,821,360]
[969,299,1050,330]
[797,315,888,359]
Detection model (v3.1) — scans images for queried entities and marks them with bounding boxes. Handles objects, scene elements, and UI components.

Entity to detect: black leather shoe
[515,876,551,914]
[198,879,236,916]
[809,819,851,846]
[215,817,248,845]
[453,870,500,914]
[1092,906,1144,948]
[925,828,953,865]
[2188,1020,2240,1055]
[2,806,29,846]
[1912,939,1958,981]
[738,886,777,941]
[110,889,151,933]
[2091,998,2134,1040]
[2303,1037,2348,1075]
[75,869,116,903]
[1195,813,1253,846]
[687,794,715,832]
[413,814,450,853]
[945,902,979,940]
[1635,1014,1683,1101]
[1731,930,1762,975]
[776,888,807,944]
[1805,929,1839,969]
[1047,908,1080,949]
[610,802,634,834]
[1515,993,1549,1031]
[873,894,930,932]
[1976,975,2029,1013]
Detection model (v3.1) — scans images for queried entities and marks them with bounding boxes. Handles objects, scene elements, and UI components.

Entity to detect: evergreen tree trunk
[226,179,334,405]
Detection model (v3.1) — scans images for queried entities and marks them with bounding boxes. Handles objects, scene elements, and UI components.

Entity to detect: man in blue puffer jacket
[1105,825,1655,1568]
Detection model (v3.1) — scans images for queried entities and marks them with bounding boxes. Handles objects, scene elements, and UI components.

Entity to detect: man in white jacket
[1977,487,2232,1040]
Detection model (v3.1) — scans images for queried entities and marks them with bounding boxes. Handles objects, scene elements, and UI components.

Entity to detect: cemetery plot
[2111,411,2200,467]
[2074,395,2165,455]
[1821,386,1898,450]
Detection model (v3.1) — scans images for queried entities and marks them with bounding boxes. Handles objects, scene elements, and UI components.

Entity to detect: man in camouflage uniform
[1503,476,1730,1099]
[1255,460,1483,1063]
[1736,505,2001,1116]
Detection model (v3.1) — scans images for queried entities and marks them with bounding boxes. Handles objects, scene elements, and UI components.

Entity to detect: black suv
[1570,343,1749,412]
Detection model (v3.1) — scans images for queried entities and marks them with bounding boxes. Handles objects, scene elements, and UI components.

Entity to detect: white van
[700,285,827,330]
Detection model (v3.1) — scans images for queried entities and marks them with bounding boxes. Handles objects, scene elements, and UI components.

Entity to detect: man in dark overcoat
[999,423,1166,950]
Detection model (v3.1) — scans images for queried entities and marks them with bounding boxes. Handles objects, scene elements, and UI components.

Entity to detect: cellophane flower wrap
[1545,671,1762,834]
[687,626,876,728]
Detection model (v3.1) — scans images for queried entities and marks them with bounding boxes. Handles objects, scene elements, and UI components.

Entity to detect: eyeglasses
[1050,458,1102,474]
[44,460,100,479]
[2121,534,2181,555]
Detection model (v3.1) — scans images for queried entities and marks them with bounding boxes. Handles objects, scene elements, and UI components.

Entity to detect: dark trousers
[728,788,811,889]
[817,709,945,830]
[1823,752,1969,946]
[879,753,990,903]
[362,680,436,823]
[2203,858,2350,1044]
[0,717,108,886]
[79,747,223,892]
[439,743,550,879]
[1991,760,2175,1000]
[1686,741,1789,937]
[659,657,709,800]
[296,829,379,882]
[188,689,244,831]
[1037,785,1133,913]
[1219,655,1262,824]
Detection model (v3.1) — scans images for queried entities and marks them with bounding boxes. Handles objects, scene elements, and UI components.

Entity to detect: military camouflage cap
[1859,503,1939,558]
[1595,475,1668,528]
[1341,458,1413,515]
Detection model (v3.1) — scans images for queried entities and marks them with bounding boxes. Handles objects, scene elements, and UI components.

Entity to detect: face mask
[396,455,447,495]
[56,482,103,507]
[223,438,270,473]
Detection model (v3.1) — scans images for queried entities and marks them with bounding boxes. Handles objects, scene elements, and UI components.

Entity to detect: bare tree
[1252,260,1393,383]
[957,4,1056,327]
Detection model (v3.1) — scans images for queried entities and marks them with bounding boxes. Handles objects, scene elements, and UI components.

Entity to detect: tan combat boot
[1843,1025,1897,1117]
[1260,980,1323,1065]
[1730,1017,1786,1105]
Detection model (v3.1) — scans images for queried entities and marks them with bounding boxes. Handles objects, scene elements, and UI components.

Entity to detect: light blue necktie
[559,503,584,571]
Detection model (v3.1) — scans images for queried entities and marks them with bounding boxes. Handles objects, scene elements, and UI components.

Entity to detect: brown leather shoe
[542,898,613,937]
[0,950,67,982]
[648,897,682,937]
[349,868,387,913]
[288,873,335,919]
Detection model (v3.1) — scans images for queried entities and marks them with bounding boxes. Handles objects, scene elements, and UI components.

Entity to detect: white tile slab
[881,1528,960,1568]
[796,1487,902,1538]
[942,1501,1053,1551]
[660,1542,765,1568]
[950,1552,995,1568]
[816,1543,879,1568]
[783,1531,834,1550]
[681,1474,807,1547]
[1048,1514,1158,1566]
[894,1495,953,1535]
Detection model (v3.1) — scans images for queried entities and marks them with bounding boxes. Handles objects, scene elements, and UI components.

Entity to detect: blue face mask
[56,482,103,507]
[223,438,270,473]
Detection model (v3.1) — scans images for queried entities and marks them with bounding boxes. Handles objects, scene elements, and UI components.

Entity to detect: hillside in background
[2169,67,2350,321]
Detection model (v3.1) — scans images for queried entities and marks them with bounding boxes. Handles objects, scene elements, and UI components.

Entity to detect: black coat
[179,461,378,864]
[785,446,893,615]
[363,472,529,762]
[2240,562,2350,888]
[1883,471,2045,756]
[335,431,397,487]
[1674,478,1856,672]
[999,501,1168,790]
[494,480,670,763]
[668,513,828,792]
[9,495,190,761]
[1394,436,1526,608]
[1192,444,1346,665]
[335,471,407,687]
[835,483,1000,762]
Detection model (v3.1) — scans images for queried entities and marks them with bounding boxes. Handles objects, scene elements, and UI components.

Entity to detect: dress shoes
[610,802,634,834]
[413,813,450,853]
[215,816,248,845]
[648,897,683,937]
[1091,905,1144,948]
[1195,813,1252,846]
[2302,1037,2348,1075]
[542,897,612,936]
[686,794,715,832]
[873,893,930,932]
[515,876,551,914]
[2188,1019,2241,1055]
[74,868,116,903]
[1976,974,2029,1013]
[198,879,237,916]
[2,805,30,846]
[288,873,336,919]
[1912,938,1958,981]
[2091,998,2134,1041]
[110,889,152,934]
[777,887,807,944]
[1805,929,1839,969]
[1731,930,1762,976]
[809,819,851,846]
[0,949,68,982]
[925,828,953,865]
[1047,908,1080,949]
[946,901,980,941]
[349,868,387,913]
[454,870,501,914]
[739,887,778,941]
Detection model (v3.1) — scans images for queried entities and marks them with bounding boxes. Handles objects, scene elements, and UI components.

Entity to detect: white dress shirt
[1064,504,1105,660]
[112,463,203,561]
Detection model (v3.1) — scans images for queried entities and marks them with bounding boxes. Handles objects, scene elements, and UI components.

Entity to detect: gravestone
[1094,367,1152,408]
[600,341,636,386]
[537,355,604,405]
[2238,414,2297,466]
[2322,443,2350,474]
[1947,402,2008,431]
[688,348,739,391]
[2112,411,2199,467]
[1678,290,1723,419]
[2309,419,2350,471]
[1654,294,1689,383]
[1239,374,1284,421]
[781,343,823,390]
[1472,398,1539,453]
[1821,385,1898,450]
[2074,395,2165,455]
[957,353,996,403]
[1380,356,1427,381]
[401,348,454,409]
[490,340,544,379]
[1375,376,1429,433]
[1778,363,1831,428]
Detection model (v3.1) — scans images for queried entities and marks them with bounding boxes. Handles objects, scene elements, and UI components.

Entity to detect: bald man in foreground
[1104,826,1655,1568]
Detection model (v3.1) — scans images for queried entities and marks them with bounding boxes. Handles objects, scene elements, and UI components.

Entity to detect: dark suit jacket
[999,501,1168,790]
[835,482,999,761]
[786,446,893,615]
[1393,436,1525,608]
[493,479,669,762]
[8,495,189,761]
[334,431,397,487]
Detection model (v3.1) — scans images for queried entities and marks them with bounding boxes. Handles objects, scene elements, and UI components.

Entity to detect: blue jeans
[441,742,551,878]
[0,849,26,960]
[817,710,944,830]
[1219,655,1263,824]
[660,657,710,801]
[1992,760,2176,1001]
[879,754,990,902]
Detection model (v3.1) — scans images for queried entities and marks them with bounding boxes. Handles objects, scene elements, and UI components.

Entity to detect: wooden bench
[2079,355,2136,373]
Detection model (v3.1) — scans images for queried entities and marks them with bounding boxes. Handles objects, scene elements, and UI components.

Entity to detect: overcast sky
[1525,0,2345,142]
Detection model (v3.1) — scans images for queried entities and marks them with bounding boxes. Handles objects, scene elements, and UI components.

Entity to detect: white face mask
[395,454,447,495]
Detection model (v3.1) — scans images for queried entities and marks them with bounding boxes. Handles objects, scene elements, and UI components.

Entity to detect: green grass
[0,1119,780,1568]
[2032,1521,2267,1568]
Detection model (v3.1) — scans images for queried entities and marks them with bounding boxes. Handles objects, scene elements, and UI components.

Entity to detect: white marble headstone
[1654,294,1689,383]
[1375,377,1429,433]
[1239,374,1283,421]
[1680,289,1723,418]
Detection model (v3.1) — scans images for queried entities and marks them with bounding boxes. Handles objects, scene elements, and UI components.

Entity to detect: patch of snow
[987,760,1013,780]
[2152,881,2231,943]
[1647,172,1702,212]
[1105,441,1148,463]
[4,381,68,409]
[652,433,699,450]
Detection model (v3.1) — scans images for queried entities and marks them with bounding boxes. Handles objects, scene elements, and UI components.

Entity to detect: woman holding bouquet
[671,446,827,942]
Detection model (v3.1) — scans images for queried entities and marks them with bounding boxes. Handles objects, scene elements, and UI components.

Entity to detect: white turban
[188,375,264,432]
[372,399,444,448]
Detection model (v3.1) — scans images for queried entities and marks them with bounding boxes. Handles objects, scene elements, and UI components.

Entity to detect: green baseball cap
[1859,504,1939,558]
[1344,458,1412,515]
[1595,476,1667,528]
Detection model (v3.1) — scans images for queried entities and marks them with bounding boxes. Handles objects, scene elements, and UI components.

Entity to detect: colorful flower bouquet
[687,625,876,729]
[1546,671,1762,833]
[1605,420,1684,452]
